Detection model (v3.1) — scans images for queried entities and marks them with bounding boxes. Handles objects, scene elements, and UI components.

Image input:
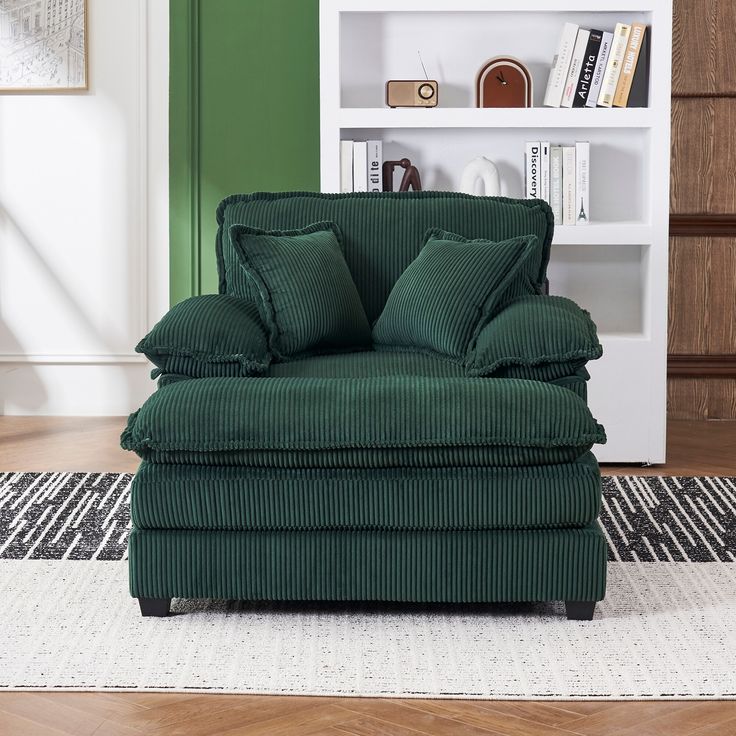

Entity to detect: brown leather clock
[476,57,533,108]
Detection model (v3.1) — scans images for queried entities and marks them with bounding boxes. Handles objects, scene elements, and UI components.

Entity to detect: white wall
[0,0,169,415]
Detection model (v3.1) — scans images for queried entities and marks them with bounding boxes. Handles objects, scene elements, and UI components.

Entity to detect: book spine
[561,29,590,108]
[627,26,650,108]
[366,140,383,193]
[539,142,550,203]
[575,141,590,225]
[525,141,541,199]
[573,29,603,107]
[550,146,563,225]
[586,31,613,108]
[543,22,580,107]
[613,23,646,107]
[340,140,353,193]
[562,146,576,226]
[352,141,368,192]
[598,23,631,107]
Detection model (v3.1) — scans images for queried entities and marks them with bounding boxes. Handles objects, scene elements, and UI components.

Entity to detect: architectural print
[0,0,86,90]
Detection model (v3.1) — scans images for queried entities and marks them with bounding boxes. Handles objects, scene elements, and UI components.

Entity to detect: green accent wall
[170,0,320,304]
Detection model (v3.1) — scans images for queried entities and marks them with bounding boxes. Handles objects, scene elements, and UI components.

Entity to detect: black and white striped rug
[2,472,735,698]
[1,472,735,562]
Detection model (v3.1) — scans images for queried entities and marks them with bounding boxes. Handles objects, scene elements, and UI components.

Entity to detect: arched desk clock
[476,57,533,108]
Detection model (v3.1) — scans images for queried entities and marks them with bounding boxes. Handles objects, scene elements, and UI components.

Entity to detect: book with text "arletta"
[573,29,603,107]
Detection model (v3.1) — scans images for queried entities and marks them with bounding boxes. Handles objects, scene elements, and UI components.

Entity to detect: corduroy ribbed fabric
[131,452,601,531]
[216,192,554,323]
[229,221,371,360]
[120,376,606,468]
[155,356,591,395]
[372,234,539,361]
[136,295,270,378]
[468,295,603,377]
[128,524,607,603]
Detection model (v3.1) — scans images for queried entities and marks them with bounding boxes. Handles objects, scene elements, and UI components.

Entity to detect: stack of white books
[340,140,383,193]
[525,141,590,226]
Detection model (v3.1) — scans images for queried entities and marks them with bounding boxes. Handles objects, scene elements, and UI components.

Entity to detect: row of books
[340,140,383,193]
[544,22,649,108]
[525,141,589,226]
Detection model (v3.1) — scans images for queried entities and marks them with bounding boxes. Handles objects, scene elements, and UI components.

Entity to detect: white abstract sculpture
[460,157,501,196]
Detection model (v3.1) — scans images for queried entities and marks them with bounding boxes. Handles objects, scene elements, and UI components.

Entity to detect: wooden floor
[1,416,736,736]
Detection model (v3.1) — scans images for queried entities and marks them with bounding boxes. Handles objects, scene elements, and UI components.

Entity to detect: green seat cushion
[373,232,538,361]
[121,376,606,468]
[217,192,554,323]
[131,452,601,531]
[136,295,270,378]
[229,221,371,360]
[467,295,603,377]
[267,350,464,378]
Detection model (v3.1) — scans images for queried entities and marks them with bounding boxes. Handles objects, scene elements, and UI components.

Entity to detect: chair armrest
[466,295,602,380]
[136,295,271,379]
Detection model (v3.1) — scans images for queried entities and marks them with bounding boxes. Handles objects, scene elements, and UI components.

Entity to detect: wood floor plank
[613,702,736,736]
[400,700,583,736]
[337,699,505,735]
[0,709,69,736]
[333,714,433,736]
[215,702,353,736]
[0,692,142,736]
[559,701,697,735]
[469,701,592,727]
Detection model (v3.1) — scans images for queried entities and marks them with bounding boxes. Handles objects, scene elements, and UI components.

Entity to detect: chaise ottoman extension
[122,192,607,620]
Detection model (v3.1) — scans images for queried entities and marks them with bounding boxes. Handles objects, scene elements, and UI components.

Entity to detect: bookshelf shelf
[320,0,672,463]
[553,223,652,246]
[338,107,654,130]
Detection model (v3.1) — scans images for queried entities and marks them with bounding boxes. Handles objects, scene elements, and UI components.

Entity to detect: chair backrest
[216,191,554,323]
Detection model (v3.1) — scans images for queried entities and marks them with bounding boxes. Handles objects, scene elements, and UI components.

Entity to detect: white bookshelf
[319,0,672,463]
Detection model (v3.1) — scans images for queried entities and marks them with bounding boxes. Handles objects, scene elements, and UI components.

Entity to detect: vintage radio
[385,80,438,108]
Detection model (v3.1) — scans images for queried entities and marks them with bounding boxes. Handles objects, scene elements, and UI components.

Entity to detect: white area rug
[2,560,735,699]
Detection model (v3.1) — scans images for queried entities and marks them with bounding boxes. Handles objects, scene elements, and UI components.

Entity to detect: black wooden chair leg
[565,600,596,620]
[138,597,171,617]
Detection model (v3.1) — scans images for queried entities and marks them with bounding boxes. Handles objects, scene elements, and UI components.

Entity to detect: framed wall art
[0,0,87,91]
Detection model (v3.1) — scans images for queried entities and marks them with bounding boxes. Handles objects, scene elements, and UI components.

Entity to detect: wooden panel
[708,378,736,419]
[668,377,709,419]
[670,98,736,213]
[668,376,736,419]
[672,0,736,96]
[708,237,736,351]
[668,236,708,353]
[668,236,736,354]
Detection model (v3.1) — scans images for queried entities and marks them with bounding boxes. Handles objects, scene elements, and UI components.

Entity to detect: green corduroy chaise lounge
[122,192,607,621]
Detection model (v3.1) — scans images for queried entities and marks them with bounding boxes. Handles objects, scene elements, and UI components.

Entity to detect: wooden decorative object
[382,158,423,192]
[476,57,533,108]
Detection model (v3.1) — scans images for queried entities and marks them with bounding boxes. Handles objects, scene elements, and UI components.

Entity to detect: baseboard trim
[669,214,736,237]
[668,354,736,377]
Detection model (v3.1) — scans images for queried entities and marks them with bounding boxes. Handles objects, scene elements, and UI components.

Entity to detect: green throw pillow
[229,221,372,360]
[372,231,539,361]
[136,294,271,378]
[467,295,603,378]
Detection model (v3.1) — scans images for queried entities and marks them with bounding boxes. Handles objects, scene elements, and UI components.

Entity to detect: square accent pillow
[136,294,271,378]
[372,231,539,361]
[229,221,372,360]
